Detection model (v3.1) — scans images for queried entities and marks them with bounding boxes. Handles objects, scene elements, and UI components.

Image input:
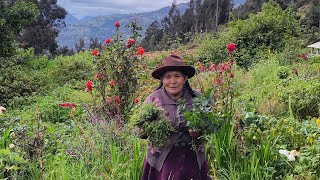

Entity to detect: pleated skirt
[141,146,211,180]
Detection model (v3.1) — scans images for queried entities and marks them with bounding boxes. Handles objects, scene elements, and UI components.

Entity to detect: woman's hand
[188,128,200,138]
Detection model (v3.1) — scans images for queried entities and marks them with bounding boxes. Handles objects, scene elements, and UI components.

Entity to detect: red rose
[294,69,298,76]
[115,22,120,27]
[136,47,145,55]
[58,102,76,108]
[134,98,139,104]
[95,72,103,80]
[105,38,111,44]
[230,72,234,78]
[86,80,93,92]
[200,65,205,71]
[109,80,117,88]
[301,53,307,60]
[127,39,135,45]
[92,50,99,56]
[226,43,236,53]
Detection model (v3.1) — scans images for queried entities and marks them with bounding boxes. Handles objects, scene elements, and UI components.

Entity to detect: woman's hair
[155,80,197,98]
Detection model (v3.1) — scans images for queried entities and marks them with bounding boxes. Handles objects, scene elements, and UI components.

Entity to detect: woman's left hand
[188,128,200,138]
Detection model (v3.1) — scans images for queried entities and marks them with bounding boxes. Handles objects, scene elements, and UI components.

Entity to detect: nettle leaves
[178,89,226,134]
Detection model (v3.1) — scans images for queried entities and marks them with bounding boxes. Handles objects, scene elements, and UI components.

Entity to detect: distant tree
[304,0,320,29]
[56,46,74,56]
[195,0,204,33]
[0,0,38,57]
[89,37,101,50]
[75,38,85,53]
[18,0,67,55]
[141,21,163,51]
[181,0,196,33]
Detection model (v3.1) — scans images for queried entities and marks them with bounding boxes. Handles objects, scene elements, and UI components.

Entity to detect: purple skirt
[141,146,211,180]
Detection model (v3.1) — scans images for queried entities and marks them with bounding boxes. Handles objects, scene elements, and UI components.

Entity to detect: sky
[57,0,190,19]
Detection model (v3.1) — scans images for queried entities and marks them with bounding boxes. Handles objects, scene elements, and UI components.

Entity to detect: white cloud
[57,0,190,19]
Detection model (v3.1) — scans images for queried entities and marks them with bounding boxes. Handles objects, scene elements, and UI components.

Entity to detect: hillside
[57,3,189,49]
[57,0,247,50]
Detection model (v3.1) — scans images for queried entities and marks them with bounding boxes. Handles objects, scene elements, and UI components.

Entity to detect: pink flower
[105,38,111,44]
[226,43,236,53]
[92,50,99,56]
[294,69,298,76]
[210,64,216,71]
[301,53,307,60]
[214,78,224,85]
[115,96,121,104]
[109,80,117,88]
[136,47,145,55]
[115,22,120,27]
[134,98,139,104]
[59,102,76,108]
[200,65,205,71]
[217,63,229,72]
[86,80,93,92]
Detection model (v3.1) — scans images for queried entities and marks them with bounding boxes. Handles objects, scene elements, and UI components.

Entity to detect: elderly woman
[141,55,210,180]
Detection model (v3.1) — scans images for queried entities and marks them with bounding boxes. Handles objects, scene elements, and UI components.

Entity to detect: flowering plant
[88,20,145,121]
[179,43,238,137]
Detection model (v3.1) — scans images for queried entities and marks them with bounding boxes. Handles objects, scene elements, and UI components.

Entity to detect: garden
[1,2,320,180]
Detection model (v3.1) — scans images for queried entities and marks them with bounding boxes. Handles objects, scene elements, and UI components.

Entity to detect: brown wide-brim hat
[151,54,196,79]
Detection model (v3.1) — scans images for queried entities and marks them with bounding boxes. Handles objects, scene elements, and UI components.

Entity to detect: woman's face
[162,71,187,99]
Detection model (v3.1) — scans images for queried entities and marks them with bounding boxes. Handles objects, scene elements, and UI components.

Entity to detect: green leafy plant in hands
[178,89,226,136]
[130,103,175,148]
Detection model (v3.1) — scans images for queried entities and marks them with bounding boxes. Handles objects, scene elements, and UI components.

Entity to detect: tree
[304,0,320,29]
[18,0,66,55]
[0,0,38,57]
[89,37,101,50]
[141,21,163,51]
[75,38,85,53]
[229,2,301,67]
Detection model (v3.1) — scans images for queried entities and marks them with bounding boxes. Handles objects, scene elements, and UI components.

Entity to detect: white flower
[287,154,295,161]
[279,149,300,161]
[279,149,290,157]
[0,106,6,114]
[9,144,15,149]
[290,150,300,157]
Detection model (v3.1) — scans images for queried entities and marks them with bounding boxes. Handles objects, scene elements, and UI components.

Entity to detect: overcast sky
[57,0,190,19]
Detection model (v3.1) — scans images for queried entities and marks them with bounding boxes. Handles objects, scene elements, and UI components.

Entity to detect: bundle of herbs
[178,90,226,138]
[130,103,175,148]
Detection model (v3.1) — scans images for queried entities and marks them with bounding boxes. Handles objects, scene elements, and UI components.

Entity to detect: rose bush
[87,20,145,122]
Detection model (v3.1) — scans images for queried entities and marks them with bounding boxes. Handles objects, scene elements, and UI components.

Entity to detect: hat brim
[151,66,196,79]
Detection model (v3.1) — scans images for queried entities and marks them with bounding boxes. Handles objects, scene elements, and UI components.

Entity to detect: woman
[141,54,211,180]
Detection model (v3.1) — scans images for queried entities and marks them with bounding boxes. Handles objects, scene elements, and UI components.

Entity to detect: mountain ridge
[58,0,247,49]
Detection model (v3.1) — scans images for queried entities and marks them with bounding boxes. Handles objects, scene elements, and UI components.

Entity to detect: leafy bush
[278,76,320,119]
[48,52,94,89]
[196,32,231,64]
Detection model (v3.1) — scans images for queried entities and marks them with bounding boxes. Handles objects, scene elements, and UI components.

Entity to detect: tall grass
[41,124,146,180]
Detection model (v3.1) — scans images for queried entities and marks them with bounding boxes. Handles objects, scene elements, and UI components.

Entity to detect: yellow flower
[316,119,320,127]
[308,136,314,145]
